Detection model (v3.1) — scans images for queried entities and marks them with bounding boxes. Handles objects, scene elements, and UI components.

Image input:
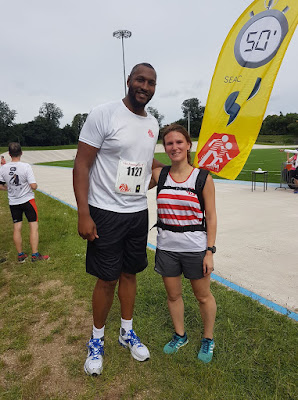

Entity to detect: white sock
[93,325,105,339]
[121,318,133,333]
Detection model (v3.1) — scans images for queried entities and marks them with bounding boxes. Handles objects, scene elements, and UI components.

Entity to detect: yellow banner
[194,0,298,180]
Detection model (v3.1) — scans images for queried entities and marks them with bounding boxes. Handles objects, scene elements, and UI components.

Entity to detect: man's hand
[78,214,99,241]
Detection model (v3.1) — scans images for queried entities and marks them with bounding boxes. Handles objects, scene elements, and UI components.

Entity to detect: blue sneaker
[119,328,150,361]
[84,337,104,376]
[163,333,188,354]
[198,338,215,363]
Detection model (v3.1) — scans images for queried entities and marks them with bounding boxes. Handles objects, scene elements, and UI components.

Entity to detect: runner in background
[0,143,49,262]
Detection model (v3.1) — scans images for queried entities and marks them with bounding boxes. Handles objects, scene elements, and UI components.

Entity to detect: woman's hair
[162,124,192,165]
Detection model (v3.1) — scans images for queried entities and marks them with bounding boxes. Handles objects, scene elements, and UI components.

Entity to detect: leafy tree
[0,101,17,145]
[38,102,63,127]
[181,98,204,121]
[0,101,17,127]
[147,106,164,128]
[71,113,88,138]
[22,118,60,146]
[260,113,298,136]
[61,124,77,144]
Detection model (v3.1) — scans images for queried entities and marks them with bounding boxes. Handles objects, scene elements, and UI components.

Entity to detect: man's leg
[92,278,118,328]
[85,278,118,376]
[118,272,136,320]
[13,222,23,254]
[117,272,150,361]
[29,221,39,254]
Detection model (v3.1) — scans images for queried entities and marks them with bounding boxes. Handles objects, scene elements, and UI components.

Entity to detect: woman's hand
[203,252,214,276]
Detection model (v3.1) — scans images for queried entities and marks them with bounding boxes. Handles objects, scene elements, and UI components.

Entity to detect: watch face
[234,9,288,68]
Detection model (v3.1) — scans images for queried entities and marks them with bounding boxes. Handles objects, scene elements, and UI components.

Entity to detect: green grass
[0,191,297,399]
[36,160,75,168]
[37,148,295,184]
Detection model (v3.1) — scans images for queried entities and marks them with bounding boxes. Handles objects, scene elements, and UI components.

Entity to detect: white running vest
[156,168,207,252]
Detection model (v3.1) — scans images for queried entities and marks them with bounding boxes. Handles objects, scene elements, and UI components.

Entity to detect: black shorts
[10,199,38,223]
[292,168,298,180]
[155,248,206,280]
[86,206,149,281]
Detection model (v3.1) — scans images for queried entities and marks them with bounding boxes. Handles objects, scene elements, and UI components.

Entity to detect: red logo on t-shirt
[186,191,196,197]
[119,183,130,192]
[148,129,154,138]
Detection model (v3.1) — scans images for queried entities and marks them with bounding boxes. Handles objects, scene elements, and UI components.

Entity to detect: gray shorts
[154,248,206,280]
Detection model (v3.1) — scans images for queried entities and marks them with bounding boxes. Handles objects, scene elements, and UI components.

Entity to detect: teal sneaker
[198,338,215,363]
[163,333,188,354]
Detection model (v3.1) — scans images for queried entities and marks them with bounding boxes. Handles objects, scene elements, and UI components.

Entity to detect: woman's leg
[190,275,216,339]
[163,276,185,336]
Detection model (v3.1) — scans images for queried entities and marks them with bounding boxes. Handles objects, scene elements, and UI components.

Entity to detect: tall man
[0,142,49,262]
[73,63,163,376]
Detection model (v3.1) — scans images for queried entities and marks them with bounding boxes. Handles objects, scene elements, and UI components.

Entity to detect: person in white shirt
[73,63,164,376]
[0,142,49,262]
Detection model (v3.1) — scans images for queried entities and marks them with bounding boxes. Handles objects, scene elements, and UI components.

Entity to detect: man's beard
[128,87,151,109]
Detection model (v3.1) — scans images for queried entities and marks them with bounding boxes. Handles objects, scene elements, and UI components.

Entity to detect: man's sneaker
[118,328,150,362]
[84,337,104,376]
[18,253,28,263]
[163,333,188,354]
[31,253,50,262]
[198,338,215,363]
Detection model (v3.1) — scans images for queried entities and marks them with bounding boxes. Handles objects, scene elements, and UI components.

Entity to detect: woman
[151,124,217,363]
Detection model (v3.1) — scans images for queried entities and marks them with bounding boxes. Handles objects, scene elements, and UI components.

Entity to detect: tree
[71,113,88,138]
[61,124,77,144]
[38,102,63,127]
[181,98,204,121]
[0,101,17,145]
[0,101,17,127]
[260,113,298,136]
[147,106,164,128]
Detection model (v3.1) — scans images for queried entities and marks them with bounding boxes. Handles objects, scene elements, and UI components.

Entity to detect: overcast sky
[1,0,297,127]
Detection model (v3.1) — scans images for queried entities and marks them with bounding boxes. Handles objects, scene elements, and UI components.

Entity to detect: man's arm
[152,158,164,170]
[0,182,7,191]
[149,158,165,189]
[73,141,99,241]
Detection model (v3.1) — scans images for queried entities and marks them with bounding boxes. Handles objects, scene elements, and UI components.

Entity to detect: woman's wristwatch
[207,246,216,254]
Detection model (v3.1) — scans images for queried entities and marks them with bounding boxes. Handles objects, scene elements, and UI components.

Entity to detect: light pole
[113,30,132,96]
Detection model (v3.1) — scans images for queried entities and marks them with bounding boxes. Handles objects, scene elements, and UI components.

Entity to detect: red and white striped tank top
[156,168,207,252]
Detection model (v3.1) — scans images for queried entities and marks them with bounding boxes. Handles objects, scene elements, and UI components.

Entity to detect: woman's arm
[202,174,217,276]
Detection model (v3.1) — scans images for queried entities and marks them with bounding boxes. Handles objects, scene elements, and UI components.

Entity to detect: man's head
[126,63,156,110]
[8,142,22,158]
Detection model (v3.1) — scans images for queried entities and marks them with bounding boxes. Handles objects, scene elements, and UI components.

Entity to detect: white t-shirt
[79,100,159,213]
[157,168,207,252]
[0,161,36,205]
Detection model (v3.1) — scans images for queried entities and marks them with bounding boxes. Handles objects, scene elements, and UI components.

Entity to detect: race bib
[115,159,146,195]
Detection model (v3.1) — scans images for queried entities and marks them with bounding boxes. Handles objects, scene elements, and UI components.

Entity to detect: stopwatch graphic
[234,1,289,68]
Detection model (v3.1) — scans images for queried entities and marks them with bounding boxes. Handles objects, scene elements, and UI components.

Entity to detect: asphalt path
[2,145,296,318]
